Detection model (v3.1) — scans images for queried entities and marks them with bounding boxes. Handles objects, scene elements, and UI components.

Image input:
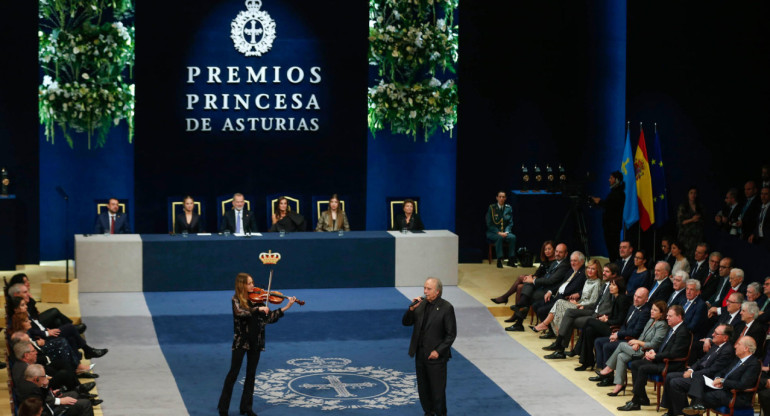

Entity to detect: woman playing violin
[217,273,296,416]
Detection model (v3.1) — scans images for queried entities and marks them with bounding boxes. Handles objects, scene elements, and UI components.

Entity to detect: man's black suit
[16,378,93,416]
[678,296,707,335]
[594,303,650,368]
[741,196,762,239]
[699,270,720,303]
[220,209,257,233]
[689,259,709,283]
[646,278,674,307]
[733,320,767,359]
[629,324,692,405]
[534,267,586,322]
[662,341,735,415]
[716,202,742,233]
[520,259,570,300]
[689,357,761,409]
[403,296,457,416]
[599,184,625,262]
[93,211,129,234]
[616,256,634,281]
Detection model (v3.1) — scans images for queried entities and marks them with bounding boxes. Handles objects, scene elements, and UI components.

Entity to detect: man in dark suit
[705,258,736,309]
[403,278,456,416]
[661,237,677,269]
[593,287,651,370]
[682,336,761,415]
[619,305,691,411]
[756,277,770,325]
[699,252,723,302]
[535,251,587,326]
[708,267,747,319]
[506,243,570,331]
[15,364,94,416]
[746,282,767,312]
[691,292,744,365]
[590,171,625,262]
[220,193,257,233]
[678,279,707,335]
[93,197,129,234]
[689,243,710,283]
[666,271,688,306]
[662,324,735,416]
[737,180,761,240]
[647,261,674,307]
[615,240,635,281]
[748,186,770,248]
[733,301,766,360]
[714,188,742,235]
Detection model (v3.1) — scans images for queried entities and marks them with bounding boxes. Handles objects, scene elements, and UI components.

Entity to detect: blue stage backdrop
[134,0,368,234]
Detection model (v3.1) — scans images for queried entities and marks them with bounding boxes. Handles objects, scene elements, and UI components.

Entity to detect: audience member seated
[748,185,770,249]
[16,364,95,416]
[681,336,760,415]
[505,243,570,330]
[677,186,705,258]
[626,249,651,297]
[661,324,735,416]
[714,188,742,235]
[647,261,674,307]
[18,397,44,416]
[670,241,691,276]
[698,252,722,302]
[315,193,350,232]
[537,258,603,359]
[10,331,96,390]
[757,277,770,322]
[11,341,95,399]
[666,271,688,306]
[594,300,669,396]
[707,267,746,318]
[174,195,204,234]
[572,271,629,371]
[677,279,707,335]
[491,240,556,306]
[220,193,257,234]
[590,288,650,371]
[689,243,710,283]
[270,196,305,232]
[692,292,743,365]
[704,257,734,309]
[485,191,515,268]
[660,236,676,269]
[393,198,425,232]
[737,180,761,240]
[746,282,766,309]
[93,197,129,234]
[733,301,766,360]
[615,240,635,281]
[7,273,83,333]
[618,305,691,411]
[530,251,587,339]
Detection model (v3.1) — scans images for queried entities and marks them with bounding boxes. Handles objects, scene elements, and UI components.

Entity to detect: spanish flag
[634,127,655,230]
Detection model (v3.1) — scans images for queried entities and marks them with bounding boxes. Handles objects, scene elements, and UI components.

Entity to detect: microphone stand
[56,186,70,283]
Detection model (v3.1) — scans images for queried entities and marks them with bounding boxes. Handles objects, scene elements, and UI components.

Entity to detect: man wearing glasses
[661,324,735,416]
[699,252,723,302]
[704,258,734,309]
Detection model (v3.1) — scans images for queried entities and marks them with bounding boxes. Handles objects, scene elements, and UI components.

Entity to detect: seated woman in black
[174,195,204,234]
[392,198,424,231]
[269,196,305,232]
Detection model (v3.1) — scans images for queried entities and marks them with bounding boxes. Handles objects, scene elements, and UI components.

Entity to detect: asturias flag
[649,127,669,228]
[621,127,639,231]
[634,127,655,231]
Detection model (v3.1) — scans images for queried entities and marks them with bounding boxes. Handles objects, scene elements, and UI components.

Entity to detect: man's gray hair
[685,279,701,290]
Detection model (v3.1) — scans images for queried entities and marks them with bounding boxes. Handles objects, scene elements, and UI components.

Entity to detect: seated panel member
[485,191,516,268]
[93,197,129,234]
[315,194,350,232]
[174,195,204,234]
[220,193,257,233]
[393,198,424,232]
[270,196,305,232]
[682,336,761,415]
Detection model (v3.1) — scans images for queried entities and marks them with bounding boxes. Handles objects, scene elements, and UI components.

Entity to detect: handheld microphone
[410,296,425,307]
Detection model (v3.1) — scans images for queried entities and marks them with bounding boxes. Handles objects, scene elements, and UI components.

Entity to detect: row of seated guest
[4,273,109,414]
[492,237,770,413]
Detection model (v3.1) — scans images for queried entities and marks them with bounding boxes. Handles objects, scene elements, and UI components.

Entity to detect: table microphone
[410,296,425,307]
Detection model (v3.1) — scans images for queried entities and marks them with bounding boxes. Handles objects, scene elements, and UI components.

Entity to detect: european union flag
[621,127,639,232]
[649,127,668,228]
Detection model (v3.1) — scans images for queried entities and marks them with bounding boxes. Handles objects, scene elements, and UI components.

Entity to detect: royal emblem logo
[248,356,417,410]
[231,0,277,57]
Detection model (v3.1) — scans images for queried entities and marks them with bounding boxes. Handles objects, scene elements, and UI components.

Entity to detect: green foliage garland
[38,0,135,149]
[368,0,458,141]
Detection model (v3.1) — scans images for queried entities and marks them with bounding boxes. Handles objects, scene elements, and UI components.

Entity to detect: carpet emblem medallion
[250,356,417,410]
[231,0,277,57]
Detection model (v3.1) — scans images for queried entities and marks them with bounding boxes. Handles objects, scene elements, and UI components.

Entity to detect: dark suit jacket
[647,278,674,307]
[393,213,425,231]
[606,294,631,327]
[678,296,707,334]
[715,357,762,408]
[617,304,651,339]
[699,270,720,302]
[692,342,735,377]
[93,211,130,234]
[742,196,762,238]
[220,209,257,233]
[753,204,770,240]
[174,212,203,234]
[403,297,457,361]
[550,267,586,300]
[600,185,625,233]
[689,259,709,283]
[652,325,691,370]
[14,379,51,411]
[616,256,634,281]
[716,202,743,232]
[530,259,571,295]
[734,320,767,359]
[667,289,687,306]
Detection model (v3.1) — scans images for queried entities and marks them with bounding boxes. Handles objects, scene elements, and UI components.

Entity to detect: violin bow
[265,269,274,305]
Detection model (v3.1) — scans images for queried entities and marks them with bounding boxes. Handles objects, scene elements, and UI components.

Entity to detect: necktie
[626,307,637,323]
[762,298,770,312]
[693,262,700,276]
[650,280,660,297]
[722,288,736,307]
[110,215,115,234]
[236,211,241,234]
[668,291,679,305]
[684,300,692,313]
[723,360,743,379]
[704,271,714,286]
[660,328,675,351]
[702,344,720,367]
[740,323,749,338]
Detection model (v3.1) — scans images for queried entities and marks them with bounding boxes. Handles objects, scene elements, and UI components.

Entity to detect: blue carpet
[145,288,526,415]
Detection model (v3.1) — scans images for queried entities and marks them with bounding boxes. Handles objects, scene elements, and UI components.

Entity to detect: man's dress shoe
[497,259,503,268]
[682,404,706,415]
[617,401,641,411]
[543,351,566,359]
[505,324,524,332]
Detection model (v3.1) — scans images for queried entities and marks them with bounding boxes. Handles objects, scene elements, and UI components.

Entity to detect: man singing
[403,278,457,416]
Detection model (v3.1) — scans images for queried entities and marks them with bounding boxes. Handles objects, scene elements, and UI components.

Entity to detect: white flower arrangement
[368,0,458,140]
[38,0,135,149]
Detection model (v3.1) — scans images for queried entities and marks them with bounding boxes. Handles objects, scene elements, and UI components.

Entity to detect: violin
[249,287,305,306]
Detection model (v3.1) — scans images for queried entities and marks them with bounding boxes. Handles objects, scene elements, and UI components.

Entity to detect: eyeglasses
[719,265,730,269]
